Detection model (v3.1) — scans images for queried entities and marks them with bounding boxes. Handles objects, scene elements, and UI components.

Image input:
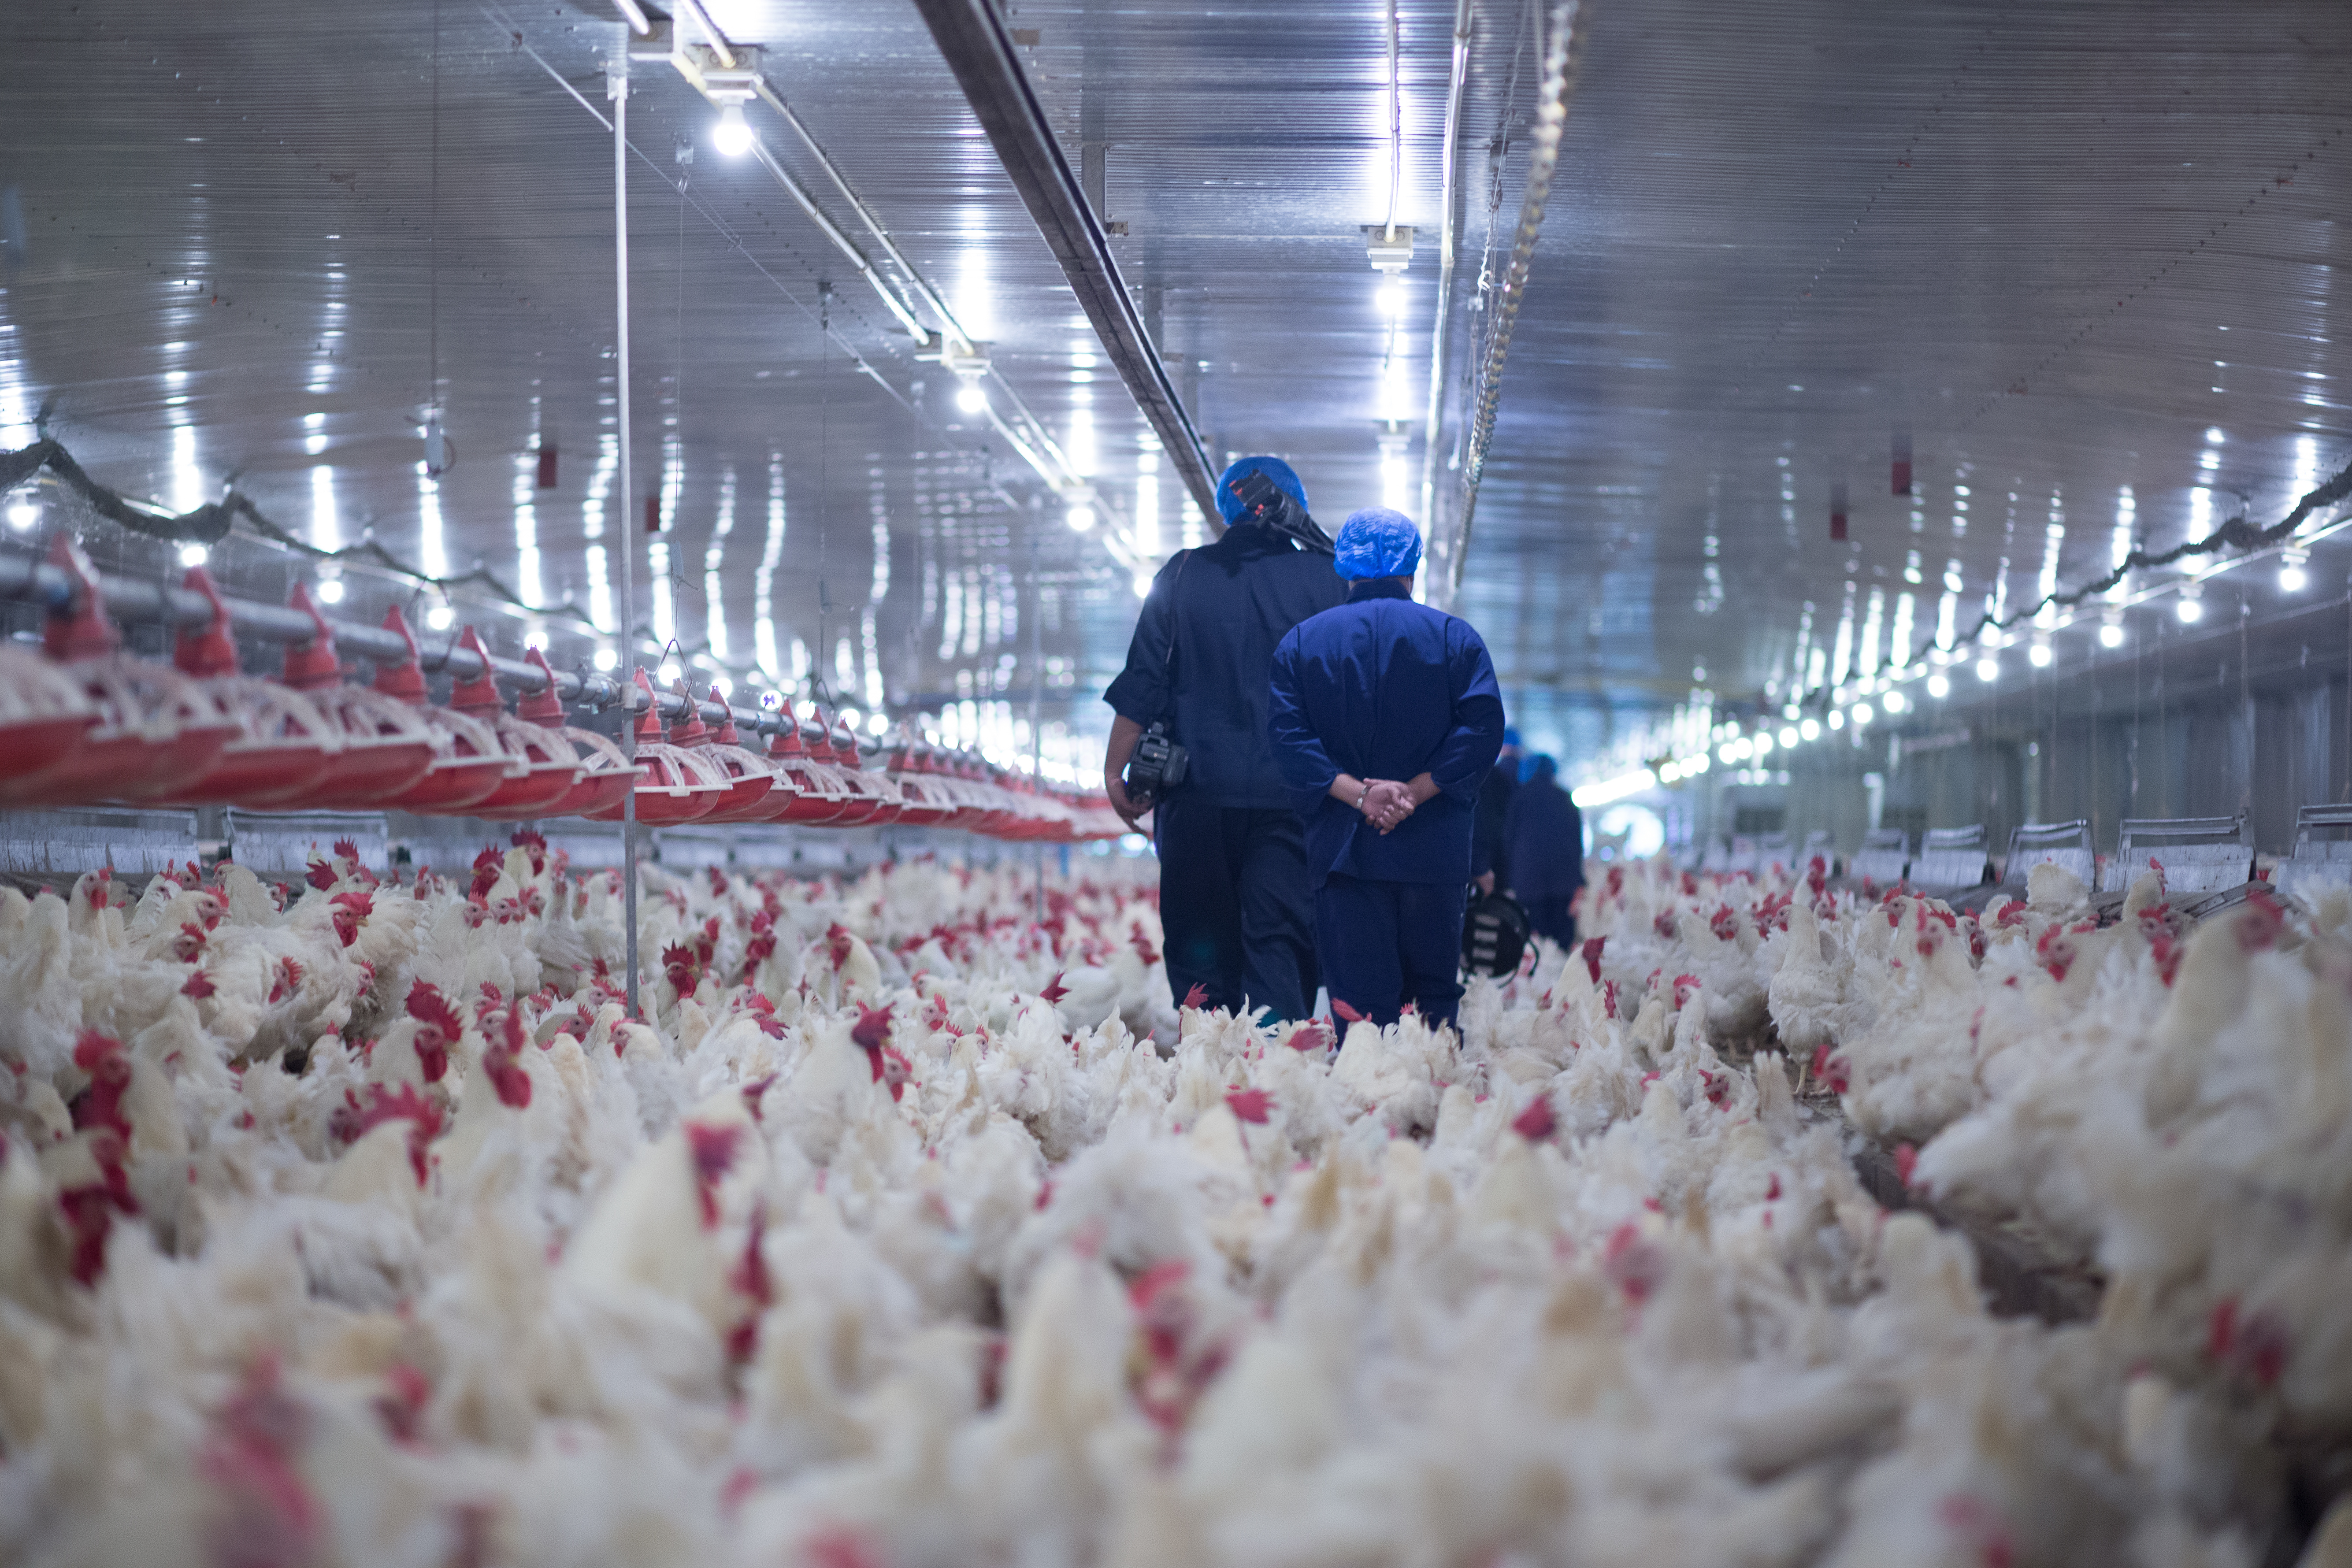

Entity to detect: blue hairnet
[1216,455,1309,527]
[1333,507,1423,580]
[1502,727,1523,749]
[1521,753,1557,785]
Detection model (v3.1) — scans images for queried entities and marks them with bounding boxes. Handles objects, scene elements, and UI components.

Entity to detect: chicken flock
[0,834,2345,1567]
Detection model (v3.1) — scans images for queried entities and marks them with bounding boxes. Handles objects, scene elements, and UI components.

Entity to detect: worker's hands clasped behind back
[1357,778,1416,834]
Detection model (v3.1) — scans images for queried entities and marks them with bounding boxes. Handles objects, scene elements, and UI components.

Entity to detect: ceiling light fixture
[2177,585,2204,623]
[712,101,754,157]
[1976,656,1999,682]
[2281,549,2310,593]
[177,543,209,567]
[1926,674,1950,700]
[955,382,988,415]
[316,578,345,605]
[1066,502,1096,534]
[2028,642,2052,668]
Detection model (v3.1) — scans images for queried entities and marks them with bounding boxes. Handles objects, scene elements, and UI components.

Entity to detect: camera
[1225,468,1335,554]
[1123,720,1189,808]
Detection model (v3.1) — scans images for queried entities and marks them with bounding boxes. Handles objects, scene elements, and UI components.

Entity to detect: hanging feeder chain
[1447,0,1583,604]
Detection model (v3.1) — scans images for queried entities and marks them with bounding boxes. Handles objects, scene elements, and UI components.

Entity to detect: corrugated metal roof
[0,0,2345,770]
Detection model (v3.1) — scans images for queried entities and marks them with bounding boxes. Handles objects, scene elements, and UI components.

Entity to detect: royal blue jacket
[1267,579,1506,886]
[1104,522,1350,808]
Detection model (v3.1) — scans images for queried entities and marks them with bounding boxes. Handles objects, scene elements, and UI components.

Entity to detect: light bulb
[712,101,753,157]
[1132,571,1153,599]
[177,542,209,567]
[955,382,987,415]
[1799,717,1822,741]
[1066,504,1095,533]
[1376,281,1406,315]
[2281,552,2309,592]
[1882,689,1907,713]
[867,712,887,736]
[316,578,345,604]
[2028,643,2052,667]
[593,647,618,671]
[1976,656,1999,682]
[2099,622,2125,648]
[2176,596,2202,623]
[1778,727,1799,748]
[1927,673,1950,699]
[1853,704,1875,725]
[658,661,681,684]
[426,604,454,630]
[1828,711,1846,731]
[5,500,36,530]
[1754,732,1776,756]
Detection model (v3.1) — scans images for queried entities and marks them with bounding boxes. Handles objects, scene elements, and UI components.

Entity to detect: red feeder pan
[508,650,632,819]
[759,703,858,824]
[273,586,438,808]
[0,642,97,796]
[368,607,523,815]
[9,536,237,806]
[671,685,784,824]
[582,670,728,825]
[152,569,344,807]
[449,629,582,819]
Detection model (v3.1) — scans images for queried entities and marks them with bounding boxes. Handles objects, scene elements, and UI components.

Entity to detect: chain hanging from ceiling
[1436,0,1584,610]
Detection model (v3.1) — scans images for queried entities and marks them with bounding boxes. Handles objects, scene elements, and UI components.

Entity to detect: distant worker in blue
[1504,753,1585,946]
[1266,507,1506,1031]
[1103,455,1349,1024]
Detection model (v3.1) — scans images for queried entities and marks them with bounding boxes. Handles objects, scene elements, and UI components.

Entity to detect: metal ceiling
[0,0,2347,779]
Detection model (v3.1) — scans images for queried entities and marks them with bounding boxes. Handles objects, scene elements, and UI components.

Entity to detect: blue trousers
[1315,873,1466,1031]
[1155,797,1317,1023]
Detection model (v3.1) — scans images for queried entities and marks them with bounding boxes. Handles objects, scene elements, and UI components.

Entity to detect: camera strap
[1156,550,1189,719]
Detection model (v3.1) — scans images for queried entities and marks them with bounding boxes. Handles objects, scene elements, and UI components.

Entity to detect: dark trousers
[1154,798,1317,1023]
[1523,895,1577,948]
[1314,873,1467,1031]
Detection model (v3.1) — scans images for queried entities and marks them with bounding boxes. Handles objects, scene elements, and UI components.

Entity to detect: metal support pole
[1029,506,1045,924]
[612,59,641,1021]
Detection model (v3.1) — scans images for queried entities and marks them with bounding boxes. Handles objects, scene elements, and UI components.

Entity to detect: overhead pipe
[908,0,1224,530]
[1419,0,1475,540]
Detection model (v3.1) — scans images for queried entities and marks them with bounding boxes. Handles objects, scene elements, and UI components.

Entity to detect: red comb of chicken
[304,858,338,892]
[1331,997,1368,1024]
[331,838,360,862]
[267,956,305,1005]
[879,1045,913,1102]
[1180,982,1210,1011]
[406,982,463,1040]
[1512,1095,1557,1142]
[1284,1021,1331,1054]
[1224,1087,1272,1124]
[850,1001,894,1064]
[327,1083,445,1186]
[480,1009,533,1109]
[71,1032,134,1142]
[182,969,217,1000]
[1039,971,1070,1005]
[685,1120,742,1228]
[827,922,855,970]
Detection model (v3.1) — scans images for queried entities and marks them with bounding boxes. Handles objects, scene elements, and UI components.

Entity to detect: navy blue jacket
[1104,521,1350,808]
[1267,580,1506,886]
[1504,768,1585,900]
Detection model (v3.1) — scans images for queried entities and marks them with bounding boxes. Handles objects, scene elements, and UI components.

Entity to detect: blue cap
[1333,507,1423,581]
[1216,456,1308,527]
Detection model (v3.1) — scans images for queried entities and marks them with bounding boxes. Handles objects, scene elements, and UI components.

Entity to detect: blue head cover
[1502,727,1523,749]
[1332,507,1423,581]
[1216,455,1309,527]
[1523,753,1557,785]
